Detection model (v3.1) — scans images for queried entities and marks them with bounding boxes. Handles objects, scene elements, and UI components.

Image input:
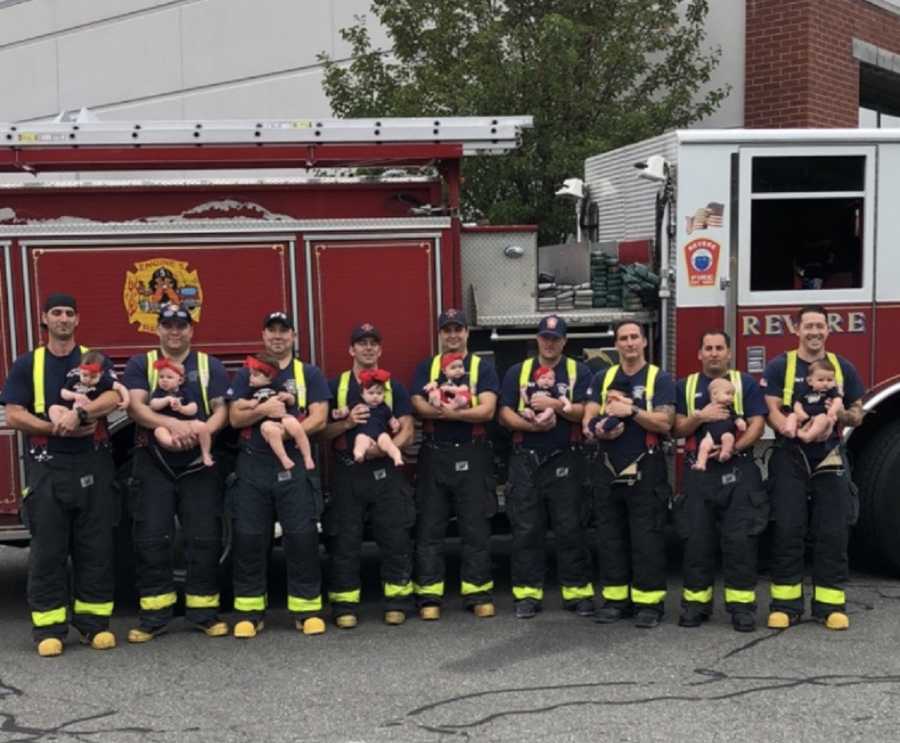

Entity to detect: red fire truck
[0,117,897,572]
[579,128,900,572]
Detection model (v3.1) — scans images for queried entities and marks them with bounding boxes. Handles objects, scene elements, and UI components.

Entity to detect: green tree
[320,1,728,244]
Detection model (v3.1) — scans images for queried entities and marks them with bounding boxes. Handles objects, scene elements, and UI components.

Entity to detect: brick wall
[745,0,900,127]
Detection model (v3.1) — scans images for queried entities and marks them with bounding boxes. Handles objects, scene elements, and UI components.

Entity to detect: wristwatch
[76,407,90,425]
[631,404,640,417]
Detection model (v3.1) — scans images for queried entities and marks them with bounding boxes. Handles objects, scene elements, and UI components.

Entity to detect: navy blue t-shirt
[762,351,865,462]
[410,353,500,443]
[356,402,394,440]
[123,349,229,467]
[149,385,204,422]
[500,357,591,453]
[676,371,767,448]
[0,345,116,454]
[328,370,412,453]
[588,364,676,472]
[228,361,330,456]
[61,368,115,406]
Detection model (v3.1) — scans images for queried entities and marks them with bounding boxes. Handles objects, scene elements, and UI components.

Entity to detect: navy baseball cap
[263,311,294,330]
[438,308,467,329]
[158,304,192,324]
[350,323,382,343]
[43,293,77,312]
[537,314,567,338]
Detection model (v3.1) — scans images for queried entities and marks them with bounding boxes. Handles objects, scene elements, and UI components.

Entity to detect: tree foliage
[320,1,728,243]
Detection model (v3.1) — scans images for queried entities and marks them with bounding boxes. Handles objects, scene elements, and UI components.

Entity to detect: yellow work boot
[335,614,357,629]
[384,610,406,626]
[127,626,161,644]
[196,620,229,638]
[233,620,263,639]
[298,617,326,636]
[419,605,441,621]
[89,631,117,650]
[767,611,792,629]
[825,612,849,631]
[473,603,496,618]
[37,638,63,657]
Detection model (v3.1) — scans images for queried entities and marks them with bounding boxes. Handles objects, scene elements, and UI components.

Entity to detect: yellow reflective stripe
[645,364,658,412]
[414,582,445,598]
[460,580,493,596]
[234,596,267,612]
[33,347,46,414]
[288,595,322,612]
[293,359,306,410]
[783,351,797,407]
[197,352,210,416]
[685,372,699,417]
[147,350,158,392]
[385,379,393,410]
[429,355,442,383]
[512,585,544,601]
[826,352,844,389]
[185,593,220,609]
[725,588,756,604]
[517,359,534,411]
[631,588,666,605]
[683,587,713,604]
[73,600,114,616]
[470,354,481,407]
[566,357,577,401]
[729,370,744,417]
[328,590,361,604]
[561,583,594,600]
[814,586,845,605]
[384,581,413,598]
[602,584,629,601]
[32,606,67,627]
[140,592,177,611]
[770,583,802,601]
[599,365,620,414]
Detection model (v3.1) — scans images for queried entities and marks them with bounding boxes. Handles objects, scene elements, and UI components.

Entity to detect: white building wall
[0,0,743,126]
[0,0,389,123]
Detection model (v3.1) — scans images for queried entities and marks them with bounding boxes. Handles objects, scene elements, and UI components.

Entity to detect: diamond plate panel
[460,229,537,324]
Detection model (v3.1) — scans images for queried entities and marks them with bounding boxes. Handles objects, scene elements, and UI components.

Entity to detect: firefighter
[672,330,768,632]
[583,321,675,628]
[762,304,865,630]
[123,303,231,642]
[498,315,594,619]
[323,323,416,627]
[227,311,330,638]
[410,309,500,620]
[1,294,122,657]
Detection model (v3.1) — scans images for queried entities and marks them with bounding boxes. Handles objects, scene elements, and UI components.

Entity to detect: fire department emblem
[546,317,558,329]
[361,323,375,332]
[122,258,204,334]
[683,238,720,288]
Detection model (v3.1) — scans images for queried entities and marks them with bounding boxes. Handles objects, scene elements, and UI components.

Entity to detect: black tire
[853,420,900,575]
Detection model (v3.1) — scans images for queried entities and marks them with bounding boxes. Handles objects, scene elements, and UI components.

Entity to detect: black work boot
[678,604,711,628]
[634,608,662,628]
[732,611,757,633]
[574,599,595,618]
[593,603,632,624]
[515,599,541,619]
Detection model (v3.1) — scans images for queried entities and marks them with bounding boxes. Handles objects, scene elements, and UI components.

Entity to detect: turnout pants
[230,448,323,622]
[129,447,223,629]
[506,448,593,607]
[327,457,415,616]
[768,441,856,618]
[675,453,768,616]
[414,440,496,607]
[24,449,116,642]
[591,449,670,615]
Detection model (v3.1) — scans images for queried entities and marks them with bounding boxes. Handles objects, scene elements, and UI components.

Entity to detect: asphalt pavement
[1,540,900,743]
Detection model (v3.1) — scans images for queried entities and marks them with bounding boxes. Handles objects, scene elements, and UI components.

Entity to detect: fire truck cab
[581,128,900,572]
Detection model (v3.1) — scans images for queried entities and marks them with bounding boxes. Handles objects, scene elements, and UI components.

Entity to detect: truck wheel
[853,421,900,575]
